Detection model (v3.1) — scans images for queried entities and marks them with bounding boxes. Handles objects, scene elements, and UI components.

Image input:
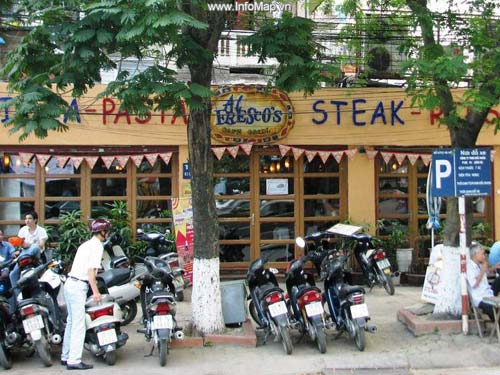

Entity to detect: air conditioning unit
[364,13,409,78]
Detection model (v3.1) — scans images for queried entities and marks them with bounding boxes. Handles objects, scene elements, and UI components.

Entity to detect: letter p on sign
[435,160,452,188]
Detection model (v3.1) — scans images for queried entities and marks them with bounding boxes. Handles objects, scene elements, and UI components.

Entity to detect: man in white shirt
[9,211,48,295]
[61,218,111,370]
[466,242,495,321]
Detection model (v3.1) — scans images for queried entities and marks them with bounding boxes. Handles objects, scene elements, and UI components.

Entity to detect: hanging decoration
[36,154,51,167]
[130,155,144,168]
[292,147,304,160]
[212,147,226,160]
[227,146,239,159]
[101,156,115,169]
[84,156,99,169]
[54,155,70,168]
[239,143,253,155]
[19,152,34,166]
[145,153,159,167]
[70,156,84,170]
[159,152,172,165]
[278,144,292,157]
[305,150,317,162]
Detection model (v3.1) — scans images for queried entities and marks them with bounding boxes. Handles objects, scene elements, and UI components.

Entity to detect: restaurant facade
[1,83,499,271]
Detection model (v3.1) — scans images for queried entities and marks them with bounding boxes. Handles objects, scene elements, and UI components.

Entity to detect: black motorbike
[0,258,16,369]
[247,257,293,355]
[284,255,328,354]
[136,229,175,257]
[136,256,184,367]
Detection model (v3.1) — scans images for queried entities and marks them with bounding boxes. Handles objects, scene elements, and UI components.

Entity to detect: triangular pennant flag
[394,152,406,165]
[344,149,357,161]
[85,156,99,169]
[278,144,291,157]
[407,154,419,165]
[70,156,83,170]
[381,152,393,164]
[318,151,330,164]
[130,155,144,168]
[305,150,317,162]
[292,147,304,160]
[333,151,343,163]
[491,149,496,162]
[366,150,378,160]
[159,152,172,165]
[420,154,432,166]
[239,143,253,155]
[212,147,226,160]
[227,146,239,159]
[19,152,34,166]
[54,155,70,168]
[36,154,51,167]
[145,153,159,167]
[101,156,115,169]
[115,155,130,169]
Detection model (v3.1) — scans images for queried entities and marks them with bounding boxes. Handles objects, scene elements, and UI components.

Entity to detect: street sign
[182,162,192,179]
[431,148,491,197]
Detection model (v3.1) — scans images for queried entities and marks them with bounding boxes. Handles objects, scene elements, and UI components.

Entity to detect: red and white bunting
[130,155,144,167]
[407,154,419,165]
[420,154,432,166]
[227,146,239,159]
[366,150,378,160]
[145,153,159,167]
[394,152,406,165]
[18,152,34,166]
[70,156,83,170]
[85,156,99,169]
[333,151,343,163]
[305,150,317,162]
[318,151,330,163]
[115,155,129,169]
[278,144,291,157]
[212,147,226,160]
[36,154,51,167]
[381,152,393,165]
[54,155,70,168]
[159,152,172,165]
[292,147,304,160]
[239,143,253,155]
[344,149,357,161]
[101,156,115,169]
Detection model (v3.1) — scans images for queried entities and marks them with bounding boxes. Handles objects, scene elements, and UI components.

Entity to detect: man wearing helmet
[61,218,111,370]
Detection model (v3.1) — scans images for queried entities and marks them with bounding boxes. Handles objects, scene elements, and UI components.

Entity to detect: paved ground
[4,285,500,374]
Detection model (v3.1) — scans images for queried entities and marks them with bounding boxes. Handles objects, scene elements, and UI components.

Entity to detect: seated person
[467,242,496,321]
[489,241,500,296]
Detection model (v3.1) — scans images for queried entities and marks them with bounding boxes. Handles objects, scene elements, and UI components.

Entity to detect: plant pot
[396,248,413,272]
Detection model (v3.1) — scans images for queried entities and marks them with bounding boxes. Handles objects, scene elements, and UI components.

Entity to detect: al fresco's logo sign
[211,85,294,144]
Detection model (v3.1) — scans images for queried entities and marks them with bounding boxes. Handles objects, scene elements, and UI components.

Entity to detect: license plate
[350,303,369,319]
[268,301,287,318]
[305,301,324,317]
[97,329,118,346]
[377,259,391,270]
[22,315,44,334]
[152,314,173,330]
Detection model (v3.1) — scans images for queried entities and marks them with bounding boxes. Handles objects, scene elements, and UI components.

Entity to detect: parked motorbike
[136,256,184,367]
[102,233,130,271]
[247,257,293,355]
[0,258,16,369]
[296,237,375,351]
[284,254,328,354]
[84,284,129,365]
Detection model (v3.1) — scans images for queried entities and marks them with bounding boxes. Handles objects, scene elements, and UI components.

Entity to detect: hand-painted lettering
[64,98,81,124]
[371,101,387,125]
[330,100,348,125]
[352,99,366,126]
[312,100,327,125]
[102,98,115,125]
[391,100,405,125]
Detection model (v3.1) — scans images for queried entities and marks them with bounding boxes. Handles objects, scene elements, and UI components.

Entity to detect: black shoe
[61,360,67,366]
[67,362,93,370]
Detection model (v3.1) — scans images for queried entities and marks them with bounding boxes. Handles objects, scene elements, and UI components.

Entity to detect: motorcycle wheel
[159,339,168,367]
[347,316,366,352]
[176,291,184,302]
[121,301,138,326]
[0,343,12,370]
[376,267,395,296]
[105,350,117,366]
[248,301,263,327]
[277,325,293,355]
[35,336,52,367]
[314,323,327,354]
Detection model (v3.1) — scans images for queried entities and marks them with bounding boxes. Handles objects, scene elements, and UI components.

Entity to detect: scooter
[136,256,184,367]
[247,257,293,355]
[102,233,130,271]
[284,250,328,354]
[0,258,16,369]
[84,286,129,366]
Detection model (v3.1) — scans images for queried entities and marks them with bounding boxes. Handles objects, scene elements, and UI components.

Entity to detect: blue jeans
[9,245,41,303]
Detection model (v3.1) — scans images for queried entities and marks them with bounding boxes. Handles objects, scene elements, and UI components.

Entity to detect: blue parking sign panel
[431,148,491,197]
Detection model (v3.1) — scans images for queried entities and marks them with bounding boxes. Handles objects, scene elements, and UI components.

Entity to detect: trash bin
[220,280,247,325]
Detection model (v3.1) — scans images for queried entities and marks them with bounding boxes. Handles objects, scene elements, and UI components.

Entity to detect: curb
[397,308,484,336]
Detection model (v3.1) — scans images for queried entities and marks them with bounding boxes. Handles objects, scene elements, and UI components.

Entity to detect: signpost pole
[458,196,468,335]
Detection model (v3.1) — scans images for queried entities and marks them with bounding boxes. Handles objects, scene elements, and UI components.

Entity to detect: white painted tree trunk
[433,246,463,317]
[191,257,225,334]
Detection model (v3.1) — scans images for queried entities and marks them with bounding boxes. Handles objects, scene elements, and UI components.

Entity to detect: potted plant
[378,220,413,272]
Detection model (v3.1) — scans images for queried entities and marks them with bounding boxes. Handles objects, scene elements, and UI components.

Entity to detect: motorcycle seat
[98,268,132,288]
[17,298,42,309]
[260,286,283,299]
[296,285,322,300]
[339,285,365,299]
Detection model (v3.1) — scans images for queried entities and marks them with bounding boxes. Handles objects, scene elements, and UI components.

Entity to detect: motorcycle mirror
[269,267,279,275]
[295,237,306,248]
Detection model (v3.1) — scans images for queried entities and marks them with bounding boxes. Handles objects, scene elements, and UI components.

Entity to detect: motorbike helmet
[90,218,112,234]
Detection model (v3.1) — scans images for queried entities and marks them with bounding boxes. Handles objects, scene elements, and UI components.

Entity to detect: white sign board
[266,179,288,195]
[327,223,363,236]
[421,265,442,304]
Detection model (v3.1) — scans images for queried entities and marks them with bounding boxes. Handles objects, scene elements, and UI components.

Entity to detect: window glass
[216,200,250,218]
[260,200,294,217]
[304,221,338,236]
[45,179,81,197]
[304,157,339,173]
[0,155,35,175]
[45,201,81,219]
[137,158,171,173]
[214,155,250,173]
[0,178,35,197]
[214,177,250,195]
[0,201,35,222]
[304,199,340,217]
[219,222,250,241]
[91,178,126,196]
[137,177,171,196]
[259,243,294,262]
[304,177,339,195]
[260,222,294,240]
[378,198,408,215]
[136,200,170,219]
[92,159,127,174]
[259,155,293,174]
[219,244,250,262]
